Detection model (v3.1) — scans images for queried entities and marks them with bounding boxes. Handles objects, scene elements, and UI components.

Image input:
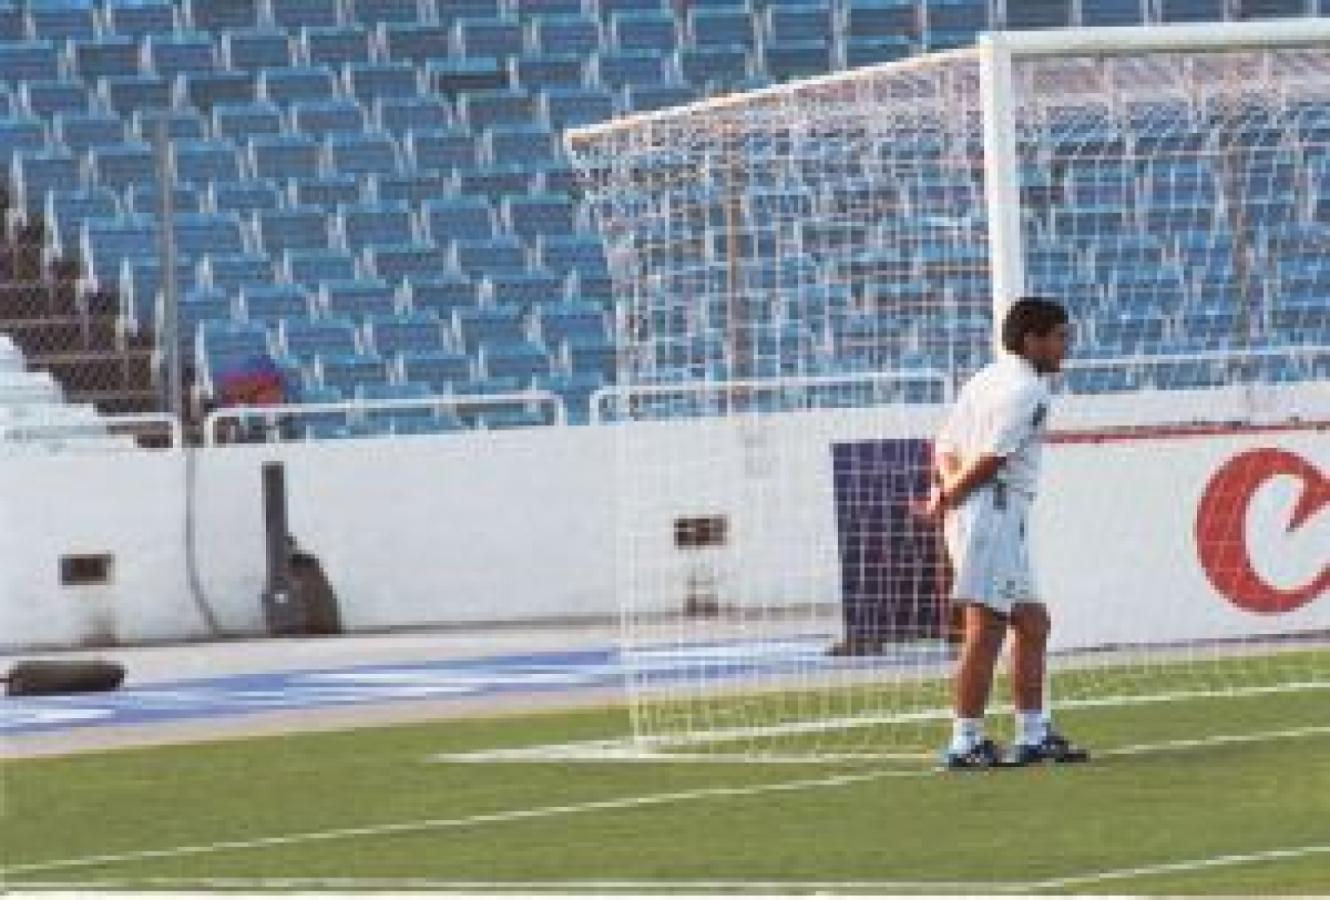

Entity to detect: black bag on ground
[5,660,125,696]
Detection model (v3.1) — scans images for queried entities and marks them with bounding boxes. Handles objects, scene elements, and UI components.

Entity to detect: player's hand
[912,485,947,522]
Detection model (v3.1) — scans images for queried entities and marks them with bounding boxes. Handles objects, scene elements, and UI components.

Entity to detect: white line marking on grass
[0,767,933,878]
[5,722,1327,881]
[1031,843,1330,890]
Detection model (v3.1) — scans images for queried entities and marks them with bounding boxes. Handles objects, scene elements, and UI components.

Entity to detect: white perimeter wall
[0,382,1325,652]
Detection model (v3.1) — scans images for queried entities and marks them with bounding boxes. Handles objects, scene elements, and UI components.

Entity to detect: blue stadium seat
[676,46,751,87]
[173,139,241,185]
[763,41,831,81]
[766,2,832,43]
[338,200,415,251]
[845,0,919,38]
[20,80,92,120]
[272,0,341,28]
[511,53,584,91]
[28,0,97,40]
[171,212,248,259]
[537,301,608,345]
[328,132,401,178]
[455,303,525,349]
[483,269,564,308]
[1158,0,1225,20]
[186,0,260,30]
[400,348,472,390]
[294,173,364,210]
[375,96,451,136]
[90,142,155,192]
[479,340,550,381]
[539,86,614,130]
[213,102,284,140]
[371,170,449,205]
[367,313,445,356]
[1004,0,1072,28]
[0,2,19,39]
[182,71,259,113]
[610,10,677,51]
[13,149,81,214]
[257,205,331,253]
[0,41,61,83]
[145,33,216,79]
[380,22,451,63]
[593,49,667,89]
[203,252,275,294]
[359,381,452,433]
[536,233,609,279]
[199,321,272,376]
[102,75,173,117]
[482,122,556,166]
[223,29,294,70]
[422,195,495,243]
[345,61,420,103]
[285,247,360,285]
[457,88,535,131]
[172,289,236,355]
[454,17,526,58]
[125,182,200,215]
[280,317,360,361]
[73,38,143,82]
[599,0,666,18]
[0,118,46,169]
[366,241,445,282]
[241,284,314,323]
[623,83,698,113]
[347,0,422,25]
[291,98,366,137]
[455,163,534,199]
[46,187,119,255]
[406,126,477,173]
[53,111,125,153]
[427,58,510,97]
[317,352,389,392]
[208,178,281,215]
[104,0,178,37]
[530,14,602,56]
[452,235,528,274]
[261,66,338,106]
[249,133,322,180]
[320,278,399,320]
[128,108,209,145]
[406,273,478,318]
[688,6,755,48]
[300,25,372,66]
[502,193,577,241]
[560,333,615,379]
[512,0,583,18]
[1082,0,1145,24]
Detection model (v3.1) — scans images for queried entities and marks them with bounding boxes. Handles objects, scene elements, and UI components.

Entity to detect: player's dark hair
[1001,296,1069,355]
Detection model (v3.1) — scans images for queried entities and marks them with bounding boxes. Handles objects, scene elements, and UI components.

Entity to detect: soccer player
[922,297,1090,769]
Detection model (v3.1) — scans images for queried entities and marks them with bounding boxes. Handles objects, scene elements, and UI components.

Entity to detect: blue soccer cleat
[1006,730,1091,766]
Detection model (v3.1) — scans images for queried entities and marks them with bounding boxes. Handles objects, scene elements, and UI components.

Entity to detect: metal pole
[153,121,181,421]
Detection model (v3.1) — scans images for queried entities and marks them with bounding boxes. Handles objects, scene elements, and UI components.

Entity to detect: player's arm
[937,454,1006,509]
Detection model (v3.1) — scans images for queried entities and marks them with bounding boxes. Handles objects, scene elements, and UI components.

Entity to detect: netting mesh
[567,44,1329,761]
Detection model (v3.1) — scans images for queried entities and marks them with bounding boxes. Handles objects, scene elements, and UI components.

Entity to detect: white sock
[1016,710,1048,746]
[950,717,984,754]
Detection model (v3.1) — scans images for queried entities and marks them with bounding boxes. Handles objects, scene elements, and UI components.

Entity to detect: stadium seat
[203,253,276,295]
[452,235,528,275]
[13,149,80,214]
[457,89,536,132]
[46,187,119,255]
[53,111,125,154]
[400,348,472,390]
[366,241,445,282]
[0,40,61,83]
[454,17,526,59]
[104,0,177,37]
[539,86,615,130]
[294,173,365,211]
[145,33,216,79]
[186,0,259,31]
[593,49,668,89]
[327,132,401,178]
[257,206,331,254]
[455,303,525,350]
[72,38,143,82]
[371,171,449,205]
[482,123,556,166]
[173,139,242,185]
[380,22,450,63]
[405,273,479,318]
[512,53,585,92]
[182,71,259,113]
[677,47,752,87]
[623,83,698,114]
[530,15,602,56]
[119,256,194,323]
[317,352,389,392]
[223,29,295,70]
[291,98,366,137]
[280,317,360,361]
[345,61,421,103]
[375,97,451,136]
[406,126,477,173]
[212,102,283,140]
[478,340,551,381]
[210,179,283,215]
[300,25,372,66]
[261,66,339,107]
[271,0,341,29]
[124,182,201,216]
[28,0,97,40]
[338,201,416,253]
[101,74,173,116]
[249,133,322,180]
[320,278,399,320]
[427,58,510,97]
[367,313,446,356]
[241,284,314,324]
[285,247,360,285]
[90,142,156,192]
[346,0,422,25]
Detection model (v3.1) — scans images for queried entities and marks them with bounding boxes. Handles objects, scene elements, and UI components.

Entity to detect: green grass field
[3,660,1329,894]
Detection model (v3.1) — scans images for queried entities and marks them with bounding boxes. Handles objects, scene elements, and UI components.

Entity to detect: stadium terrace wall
[0,382,1325,653]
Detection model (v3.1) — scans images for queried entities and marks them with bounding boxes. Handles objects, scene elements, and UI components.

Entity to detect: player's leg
[1009,601,1090,764]
[952,601,1007,732]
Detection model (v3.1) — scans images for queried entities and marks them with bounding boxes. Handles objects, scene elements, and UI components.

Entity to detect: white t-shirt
[934,353,1052,499]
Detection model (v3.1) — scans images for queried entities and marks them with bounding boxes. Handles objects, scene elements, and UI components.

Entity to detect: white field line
[3,722,1328,881]
[434,683,1330,763]
[8,842,1330,895]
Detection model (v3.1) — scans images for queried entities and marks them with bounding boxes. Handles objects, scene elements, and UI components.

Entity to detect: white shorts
[943,483,1039,615]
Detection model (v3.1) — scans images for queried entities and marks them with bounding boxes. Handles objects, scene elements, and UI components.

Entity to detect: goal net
[565,22,1330,762]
